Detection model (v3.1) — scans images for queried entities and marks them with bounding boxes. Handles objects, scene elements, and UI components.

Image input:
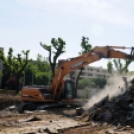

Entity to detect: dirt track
[1,95,134,134]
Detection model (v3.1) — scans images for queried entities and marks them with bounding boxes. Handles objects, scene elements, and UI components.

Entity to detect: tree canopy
[40,38,66,78]
[79,37,92,55]
[78,78,95,89]
[91,77,107,88]
[0,48,30,91]
[24,54,51,85]
[107,61,113,74]
[78,77,107,89]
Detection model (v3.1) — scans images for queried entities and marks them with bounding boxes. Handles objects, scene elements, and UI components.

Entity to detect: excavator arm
[50,46,134,100]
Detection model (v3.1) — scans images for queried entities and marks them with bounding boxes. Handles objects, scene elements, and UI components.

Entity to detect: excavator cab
[62,80,75,99]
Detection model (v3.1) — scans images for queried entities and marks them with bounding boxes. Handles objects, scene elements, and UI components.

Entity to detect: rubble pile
[80,78,134,127]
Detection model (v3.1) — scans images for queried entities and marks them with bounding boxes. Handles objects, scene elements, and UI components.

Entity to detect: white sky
[1,0,134,70]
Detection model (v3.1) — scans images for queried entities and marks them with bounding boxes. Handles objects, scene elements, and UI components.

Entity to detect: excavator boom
[51,46,134,100]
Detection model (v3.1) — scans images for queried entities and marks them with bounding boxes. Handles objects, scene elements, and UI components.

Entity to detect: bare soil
[0,95,134,134]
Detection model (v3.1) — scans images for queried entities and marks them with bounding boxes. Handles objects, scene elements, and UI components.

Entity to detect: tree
[112,49,134,74]
[113,59,133,75]
[113,59,123,74]
[34,54,51,85]
[79,37,92,55]
[91,77,107,88]
[24,54,51,85]
[107,61,113,74]
[40,38,66,79]
[0,48,30,92]
[75,37,92,97]
[122,59,133,73]
[123,49,134,73]
[78,78,95,89]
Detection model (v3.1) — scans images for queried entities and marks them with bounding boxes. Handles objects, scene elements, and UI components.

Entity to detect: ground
[0,95,134,134]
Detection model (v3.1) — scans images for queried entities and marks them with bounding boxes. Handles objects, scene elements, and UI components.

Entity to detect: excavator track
[17,101,83,113]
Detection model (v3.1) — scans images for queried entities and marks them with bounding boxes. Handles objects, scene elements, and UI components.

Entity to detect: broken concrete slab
[18,116,41,122]
[46,127,58,134]
[7,105,17,110]
[105,129,114,134]
[38,128,45,133]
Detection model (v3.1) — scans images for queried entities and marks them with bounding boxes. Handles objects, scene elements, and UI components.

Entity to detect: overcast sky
[1,0,134,70]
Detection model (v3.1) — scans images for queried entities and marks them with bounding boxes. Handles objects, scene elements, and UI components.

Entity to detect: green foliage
[91,77,107,88]
[78,78,95,89]
[0,47,30,91]
[112,58,133,74]
[122,59,133,73]
[40,38,66,77]
[111,49,134,74]
[79,37,92,55]
[24,54,51,85]
[107,61,113,74]
[113,59,123,74]
[0,71,3,77]
[0,48,30,76]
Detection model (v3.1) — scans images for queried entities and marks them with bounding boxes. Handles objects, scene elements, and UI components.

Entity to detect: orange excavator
[18,46,134,113]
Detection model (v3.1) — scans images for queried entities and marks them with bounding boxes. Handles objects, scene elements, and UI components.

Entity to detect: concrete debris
[101,122,108,127]
[46,127,58,134]
[4,120,20,127]
[76,107,84,116]
[24,110,47,114]
[24,110,34,114]
[102,110,112,122]
[21,129,38,134]
[18,116,41,122]
[105,129,114,134]
[38,128,45,133]
[6,105,17,110]
[36,132,49,134]
[90,121,95,127]
[79,78,134,127]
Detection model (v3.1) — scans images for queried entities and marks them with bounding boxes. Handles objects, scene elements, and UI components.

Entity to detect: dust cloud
[83,74,133,110]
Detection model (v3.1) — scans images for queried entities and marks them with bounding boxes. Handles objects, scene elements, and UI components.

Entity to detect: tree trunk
[74,68,84,98]
[15,75,21,93]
